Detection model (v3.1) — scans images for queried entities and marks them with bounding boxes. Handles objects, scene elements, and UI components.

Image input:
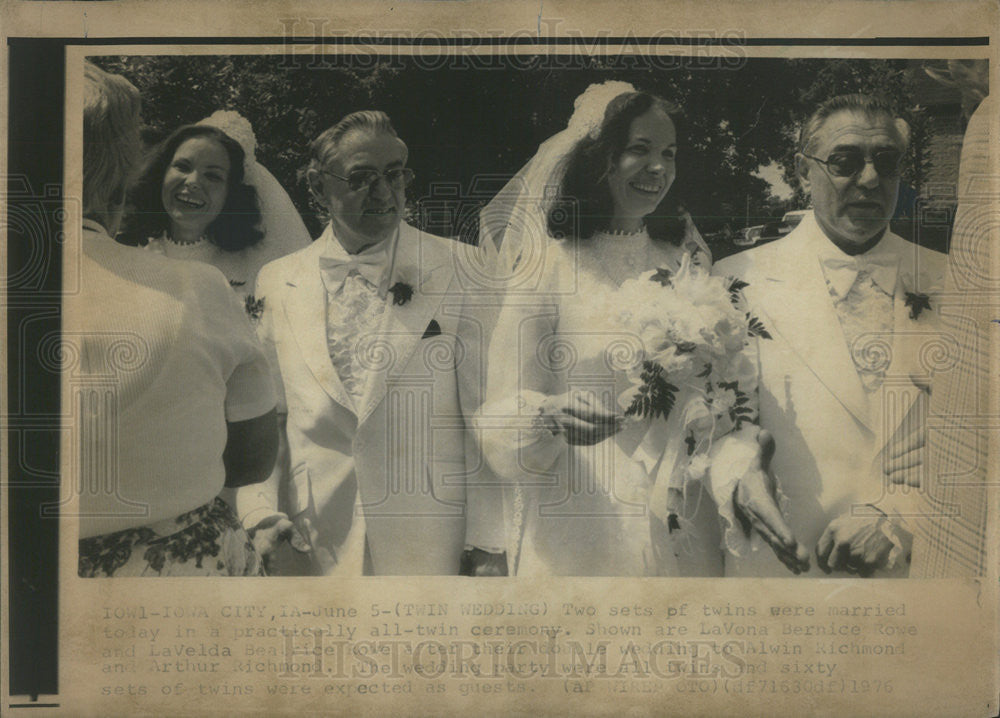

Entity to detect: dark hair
[799,93,910,155]
[547,91,686,244]
[121,125,263,251]
[309,110,399,172]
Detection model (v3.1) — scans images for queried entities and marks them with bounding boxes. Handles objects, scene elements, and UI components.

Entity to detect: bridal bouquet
[602,254,770,491]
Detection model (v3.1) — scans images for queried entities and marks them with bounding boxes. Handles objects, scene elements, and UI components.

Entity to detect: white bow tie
[822,253,899,300]
[319,251,387,292]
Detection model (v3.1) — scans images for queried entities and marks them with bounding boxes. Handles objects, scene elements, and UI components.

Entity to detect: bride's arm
[474,289,567,480]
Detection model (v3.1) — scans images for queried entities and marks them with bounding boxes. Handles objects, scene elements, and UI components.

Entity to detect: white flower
[685,454,712,482]
[649,345,697,378]
[681,396,715,435]
[567,81,637,138]
[198,110,257,165]
[601,249,758,426]
[709,386,738,415]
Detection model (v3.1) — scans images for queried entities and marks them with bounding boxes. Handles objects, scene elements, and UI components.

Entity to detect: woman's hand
[539,390,625,446]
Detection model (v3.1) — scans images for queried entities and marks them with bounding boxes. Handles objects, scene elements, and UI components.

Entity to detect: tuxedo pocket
[421,319,442,339]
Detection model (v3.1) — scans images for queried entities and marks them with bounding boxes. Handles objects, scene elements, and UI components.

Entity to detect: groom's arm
[233,262,308,563]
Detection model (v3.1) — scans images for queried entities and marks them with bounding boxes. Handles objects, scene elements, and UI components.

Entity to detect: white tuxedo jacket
[714,213,947,577]
[238,223,503,575]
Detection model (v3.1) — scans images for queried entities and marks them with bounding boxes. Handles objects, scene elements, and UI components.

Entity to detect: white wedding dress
[477,227,727,577]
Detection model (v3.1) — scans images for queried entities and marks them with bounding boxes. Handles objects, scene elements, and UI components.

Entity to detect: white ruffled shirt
[319,233,392,411]
[815,232,899,395]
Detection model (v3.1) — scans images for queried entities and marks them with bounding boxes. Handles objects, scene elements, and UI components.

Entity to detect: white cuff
[242,507,286,531]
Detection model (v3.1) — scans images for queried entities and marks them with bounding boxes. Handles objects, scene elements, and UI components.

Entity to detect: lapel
[749,220,873,432]
[281,228,354,413]
[357,225,455,426]
[878,232,935,442]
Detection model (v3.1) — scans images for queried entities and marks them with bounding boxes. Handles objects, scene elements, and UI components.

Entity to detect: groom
[237,111,505,575]
[715,94,947,577]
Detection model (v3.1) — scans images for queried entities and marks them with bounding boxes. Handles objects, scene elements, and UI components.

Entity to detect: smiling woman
[547,91,689,245]
[118,120,313,302]
[160,135,233,242]
[474,85,780,577]
[124,125,263,252]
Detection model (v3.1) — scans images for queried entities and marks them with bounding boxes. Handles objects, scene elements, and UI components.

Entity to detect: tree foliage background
[93,54,943,243]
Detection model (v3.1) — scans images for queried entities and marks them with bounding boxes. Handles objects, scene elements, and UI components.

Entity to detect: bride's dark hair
[547,91,686,244]
[120,125,263,251]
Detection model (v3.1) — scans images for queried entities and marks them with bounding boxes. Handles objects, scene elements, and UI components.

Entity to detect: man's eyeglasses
[801,149,904,179]
[321,167,415,192]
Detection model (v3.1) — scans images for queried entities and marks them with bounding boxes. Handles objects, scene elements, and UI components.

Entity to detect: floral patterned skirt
[79,497,264,577]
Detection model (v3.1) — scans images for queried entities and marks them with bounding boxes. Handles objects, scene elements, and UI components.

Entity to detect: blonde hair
[83,61,142,217]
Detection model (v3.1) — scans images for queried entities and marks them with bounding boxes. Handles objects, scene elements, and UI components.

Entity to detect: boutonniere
[244,294,265,323]
[388,281,414,306]
[904,291,931,320]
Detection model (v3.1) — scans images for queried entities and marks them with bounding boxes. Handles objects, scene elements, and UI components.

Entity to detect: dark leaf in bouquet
[623,361,678,421]
[650,267,674,287]
[727,277,749,305]
[747,314,772,339]
[731,390,756,428]
[685,432,696,456]
[696,362,712,378]
[676,341,698,354]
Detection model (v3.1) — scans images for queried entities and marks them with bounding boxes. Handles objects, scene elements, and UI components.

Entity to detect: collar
[319,224,396,262]
[808,215,900,299]
[318,224,401,294]
[82,218,110,237]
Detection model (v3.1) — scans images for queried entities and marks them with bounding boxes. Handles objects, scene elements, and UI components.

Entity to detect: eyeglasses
[801,149,903,178]
[321,167,415,192]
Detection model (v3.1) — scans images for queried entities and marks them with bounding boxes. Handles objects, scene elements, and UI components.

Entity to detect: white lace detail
[198,110,257,174]
[326,272,387,403]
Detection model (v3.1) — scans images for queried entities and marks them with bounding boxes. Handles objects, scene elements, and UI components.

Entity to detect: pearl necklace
[164,232,207,247]
[595,224,646,237]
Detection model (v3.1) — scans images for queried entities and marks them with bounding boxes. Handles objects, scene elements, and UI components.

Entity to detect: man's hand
[247,513,310,573]
[459,548,509,576]
[540,391,624,446]
[733,430,810,574]
[815,511,895,576]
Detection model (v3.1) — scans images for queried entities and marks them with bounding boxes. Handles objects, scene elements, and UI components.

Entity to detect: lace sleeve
[473,291,566,482]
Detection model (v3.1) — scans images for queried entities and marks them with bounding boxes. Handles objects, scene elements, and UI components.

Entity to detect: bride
[120,111,311,305]
[476,83,809,577]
